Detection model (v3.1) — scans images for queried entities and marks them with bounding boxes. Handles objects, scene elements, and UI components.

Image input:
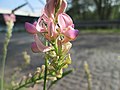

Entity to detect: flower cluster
[25,0,79,53]
[3,14,16,30]
[15,0,79,89]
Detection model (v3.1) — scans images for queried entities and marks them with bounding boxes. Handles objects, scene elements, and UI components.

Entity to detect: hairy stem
[1,23,13,90]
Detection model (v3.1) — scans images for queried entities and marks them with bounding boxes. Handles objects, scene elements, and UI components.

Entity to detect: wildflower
[25,22,38,34]
[32,34,52,52]
[3,14,16,23]
[44,0,67,18]
[58,13,79,43]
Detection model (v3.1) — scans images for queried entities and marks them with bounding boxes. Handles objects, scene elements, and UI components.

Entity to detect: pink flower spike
[34,34,52,52]
[25,22,38,34]
[31,42,40,53]
[58,13,73,30]
[3,14,16,23]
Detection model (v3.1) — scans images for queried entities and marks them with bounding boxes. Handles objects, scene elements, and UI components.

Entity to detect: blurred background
[1,0,120,90]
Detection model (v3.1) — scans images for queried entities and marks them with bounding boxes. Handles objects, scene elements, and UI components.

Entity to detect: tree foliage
[66,0,120,20]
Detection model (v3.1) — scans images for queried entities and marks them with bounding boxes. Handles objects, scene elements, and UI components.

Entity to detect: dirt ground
[1,32,120,90]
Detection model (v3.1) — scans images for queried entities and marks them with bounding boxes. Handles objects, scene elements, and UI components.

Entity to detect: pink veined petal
[64,27,79,39]
[44,0,55,18]
[62,27,79,43]
[31,42,40,53]
[58,13,73,30]
[34,34,52,52]
[25,22,38,34]
[57,0,67,15]
[48,21,55,37]
[33,21,37,26]
[36,16,47,32]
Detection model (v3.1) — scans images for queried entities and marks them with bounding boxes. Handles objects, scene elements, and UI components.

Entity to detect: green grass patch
[80,29,120,34]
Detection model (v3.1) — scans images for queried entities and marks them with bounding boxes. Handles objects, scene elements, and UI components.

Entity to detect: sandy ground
[1,32,120,90]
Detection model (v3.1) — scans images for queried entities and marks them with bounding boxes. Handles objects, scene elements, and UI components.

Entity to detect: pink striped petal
[64,28,79,39]
[34,34,52,52]
[25,22,38,34]
[36,16,47,32]
[58,13,73,30]
[31,42,40,53]
[57,0,67,15]
[63,27,79,43]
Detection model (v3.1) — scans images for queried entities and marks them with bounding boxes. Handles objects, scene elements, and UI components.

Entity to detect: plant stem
[84,61,92,90]
[43,56,48,90]
[43,41,48,90]
[1,24,12,90]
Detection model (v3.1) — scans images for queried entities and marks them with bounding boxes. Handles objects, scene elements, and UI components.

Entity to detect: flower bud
[56,69,63,78]
[64,54,72,64]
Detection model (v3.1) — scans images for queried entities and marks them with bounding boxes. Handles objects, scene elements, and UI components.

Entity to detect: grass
[79,29,120,34]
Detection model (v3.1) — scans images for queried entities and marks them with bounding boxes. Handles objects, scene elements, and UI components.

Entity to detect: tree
[93,0,120,20]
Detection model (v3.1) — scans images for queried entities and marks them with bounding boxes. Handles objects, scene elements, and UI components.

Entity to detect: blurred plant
[22,51,31,66]
[1,14,16,90]
[13,0,79,90]
[84,61,92,90]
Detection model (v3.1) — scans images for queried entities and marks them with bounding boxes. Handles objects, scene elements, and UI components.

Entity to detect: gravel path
[1,33,120,90]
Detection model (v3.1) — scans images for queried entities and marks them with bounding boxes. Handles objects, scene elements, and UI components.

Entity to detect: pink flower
[31,34,52,52]
[25,22,38,34]
[58,13,79,43]
[36,14,58,41]
[3,14,16,23]
[44,0,67,18]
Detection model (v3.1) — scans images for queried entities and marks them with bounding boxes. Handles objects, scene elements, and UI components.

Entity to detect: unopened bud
[64,54,72,64]
[56,69,63,78]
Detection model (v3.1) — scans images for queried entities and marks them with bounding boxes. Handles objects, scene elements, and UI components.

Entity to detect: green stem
[43,41,48,90]
[1,24,12,90]
[43,56,48,90]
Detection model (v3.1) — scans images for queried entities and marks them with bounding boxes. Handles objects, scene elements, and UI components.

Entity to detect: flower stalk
[14,0,79,90]
[1,21,14,90]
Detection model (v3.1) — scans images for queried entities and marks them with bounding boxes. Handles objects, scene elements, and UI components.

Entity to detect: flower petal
[36,16,47,33]
[31,42,40,53]
[25,22,38,34]
[34,34,52,52]
[58,13,73,30]
[62,27,79,43]
[44,0,55,18]
[57,0,67,15]
[65,29,79,39]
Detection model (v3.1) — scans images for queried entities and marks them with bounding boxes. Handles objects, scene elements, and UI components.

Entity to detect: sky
[0,0,46,16]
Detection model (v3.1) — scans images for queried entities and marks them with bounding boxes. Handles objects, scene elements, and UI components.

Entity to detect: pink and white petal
[31,42,40,53]
[58,13,73,29]
[57,0,67,15]
[63,27,79,40]
[36,17,47,32]
[34,34,52,52]
[25,22,38,34]
[33,21,37,26]
[48,21,55,37]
